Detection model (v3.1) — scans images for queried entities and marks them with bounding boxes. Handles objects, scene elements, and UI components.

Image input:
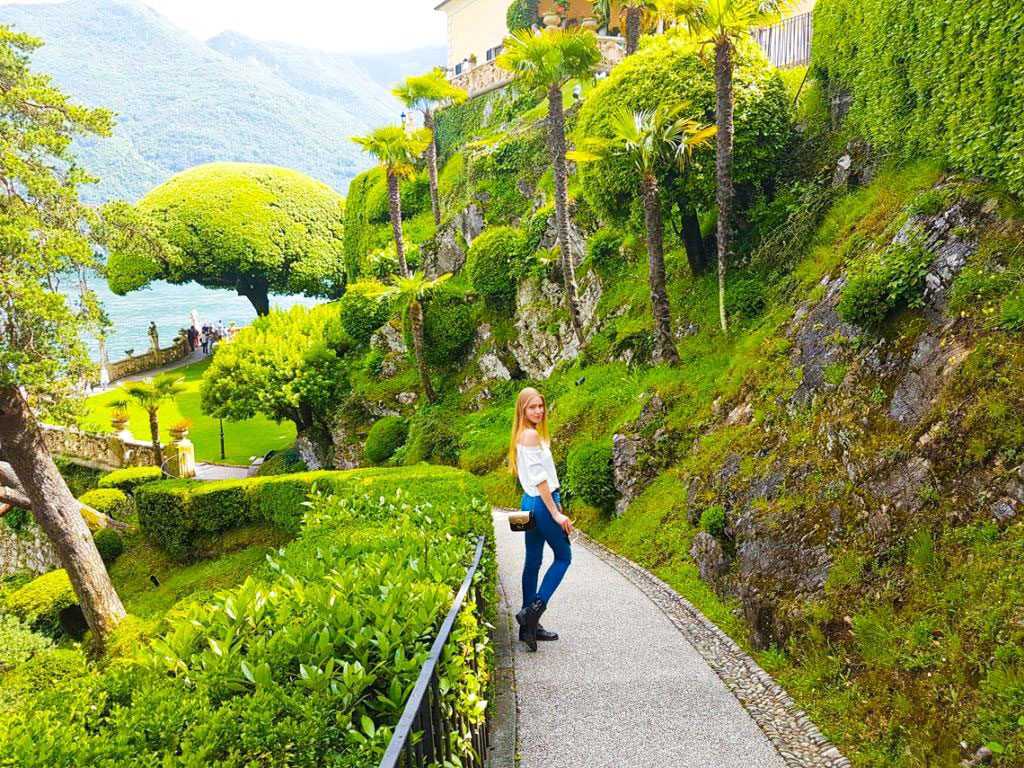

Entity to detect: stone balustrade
[40,423,160,472]
[98,334,191,386]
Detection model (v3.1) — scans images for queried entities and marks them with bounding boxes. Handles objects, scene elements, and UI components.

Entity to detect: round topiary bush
[586,229,625,278]
[339,284,391,345]
[93,528,125,566]
[700,505,727,540]
[364,416,409,465]
[78,488,133,521]
[565,442,617,513]
[421,285,477,368]
[97,466,162,495]
[466,226,527,312]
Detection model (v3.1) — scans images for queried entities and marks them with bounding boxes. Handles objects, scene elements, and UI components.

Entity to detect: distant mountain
[351,47,447,91]
[0,0,430,201]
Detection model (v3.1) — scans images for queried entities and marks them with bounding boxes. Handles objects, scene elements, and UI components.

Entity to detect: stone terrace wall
[101,335,191,385]
[0,523,57,578]
[41,424,160,472]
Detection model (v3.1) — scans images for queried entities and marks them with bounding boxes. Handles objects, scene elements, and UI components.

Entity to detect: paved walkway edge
[486,563,518,768]
[577,532,851,768]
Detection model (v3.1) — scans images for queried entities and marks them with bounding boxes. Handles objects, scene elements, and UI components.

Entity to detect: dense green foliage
[79,488,133,522]
[98,467,163,495]
[586,229,626,278]
[699,505,726,539]
[837,238,933,327]
[257,447,309,476]
[0,468,494,767]
[108,163,347,313]
[421,285,477,367]
[2,569,76,637]
[363,416,409,464]
[434,88,534,161]
[338,284,391,346]
[814,0,1024,194]
[575,36,790,225]
[0,614,52,673]
[565,442,616,513]
[506,0,538,32]
[467,226,527,311]
[93,528,125,566]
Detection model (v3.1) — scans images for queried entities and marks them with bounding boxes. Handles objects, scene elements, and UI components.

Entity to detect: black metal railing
[379,535,489,768]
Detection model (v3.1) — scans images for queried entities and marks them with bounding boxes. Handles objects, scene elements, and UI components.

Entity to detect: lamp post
[219,417,226,461]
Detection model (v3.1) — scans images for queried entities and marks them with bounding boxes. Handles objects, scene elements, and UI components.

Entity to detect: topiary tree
[566,442,617,513]
[575,35,789,279]
[421,284,477,368]
[466,226,527,312]
[200,304,351,435]
[78,489,133,522]
[106,163,347,316]
[338,282,392,346]
[364,416,409,465]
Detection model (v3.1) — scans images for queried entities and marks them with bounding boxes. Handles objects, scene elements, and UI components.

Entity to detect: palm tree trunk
[424,110,442,226]
[409,299,436,403]
[0,387,126,647]
[642,173,679,365]
[625,7,642,54]
[148,409,163,468]
[547,84,585,347]
[387,170,409,277]
[715,40,734,335]
[680,205,708,276]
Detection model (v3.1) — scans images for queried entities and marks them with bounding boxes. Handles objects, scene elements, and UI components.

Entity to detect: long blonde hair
[508,387,551,475]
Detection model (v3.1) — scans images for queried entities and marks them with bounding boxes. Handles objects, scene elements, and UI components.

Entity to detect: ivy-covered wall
[813,0,1024,193]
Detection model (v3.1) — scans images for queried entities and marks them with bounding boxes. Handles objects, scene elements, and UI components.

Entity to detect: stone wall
[100,335,191,386]
[40,424,160,472]
[0,522,58,578]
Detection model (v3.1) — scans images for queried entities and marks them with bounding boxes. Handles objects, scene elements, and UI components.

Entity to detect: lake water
[83,279,322,362]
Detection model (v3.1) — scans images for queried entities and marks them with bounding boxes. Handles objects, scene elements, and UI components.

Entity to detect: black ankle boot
[515,597,546,652]
[519,623,559,642]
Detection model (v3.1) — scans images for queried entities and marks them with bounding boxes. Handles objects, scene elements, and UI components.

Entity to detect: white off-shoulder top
[516,442,560,497]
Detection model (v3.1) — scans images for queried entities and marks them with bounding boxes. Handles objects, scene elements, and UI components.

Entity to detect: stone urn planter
[169,420,192,442]
[543,12,562,28]
[581,16,599,31]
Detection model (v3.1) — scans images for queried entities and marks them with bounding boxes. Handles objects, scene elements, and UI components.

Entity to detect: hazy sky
[3,0,448,53]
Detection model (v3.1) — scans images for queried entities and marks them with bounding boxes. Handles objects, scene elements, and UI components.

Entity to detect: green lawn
[80,359,296,465]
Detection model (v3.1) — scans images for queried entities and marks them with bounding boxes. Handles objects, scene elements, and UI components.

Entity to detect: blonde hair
[508,387,551,475]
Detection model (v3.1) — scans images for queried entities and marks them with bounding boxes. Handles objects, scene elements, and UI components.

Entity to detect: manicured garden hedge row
[814,0,1024,193]
[0,466,494,767]
[136,465,484,559]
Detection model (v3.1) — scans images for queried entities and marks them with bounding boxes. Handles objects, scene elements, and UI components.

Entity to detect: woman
[509,387,574,652]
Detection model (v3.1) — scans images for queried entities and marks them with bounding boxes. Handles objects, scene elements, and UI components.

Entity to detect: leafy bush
[79,488,133,521]
[837,239,933,328]
[364,416,409,465]
[421,285,477,367]
[725,276,767,320]
[700,505,727,539]
[54,459,102,498]
[586,229,625,278]
[93,528,125,565]
[565,442,617,513]
[402,408,461,467]
[3,569,76,635]
[339,284,391,345]
[257,447,308,476]
[814,0,1024,194]
[97,466,163,494]
[466,226,527,312]
[0,614,52,672]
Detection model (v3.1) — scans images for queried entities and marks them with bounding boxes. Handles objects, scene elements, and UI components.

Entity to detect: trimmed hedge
[466,226,527,312]
[565,442,617,513]
[814,0,1024,194]
[3,569,76,636]
[136,465,484,560]
[97,466,162,494]
[364,416,408,465]
[78,488,133,521]
[421,285,477,367]
[93,528,125,565]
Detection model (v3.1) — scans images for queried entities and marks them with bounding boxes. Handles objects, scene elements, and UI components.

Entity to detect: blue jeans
[521,489,572,609]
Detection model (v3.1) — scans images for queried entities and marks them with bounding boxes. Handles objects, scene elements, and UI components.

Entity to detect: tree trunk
[237,277,270,316]
[625,7,642,55]
[715,40,734,335]
[148,408,163,468]
[642,173,679,365]
[547,84,585,347]
[409,299,436,403]
[424,110,442,226]
[0,387,126,646]
[680,205,708,276]
[388,170,409,277]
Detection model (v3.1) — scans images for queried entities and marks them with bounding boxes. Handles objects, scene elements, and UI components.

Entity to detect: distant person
[186,326,197,352]
[508,386,573,652]
[201,328,211,355]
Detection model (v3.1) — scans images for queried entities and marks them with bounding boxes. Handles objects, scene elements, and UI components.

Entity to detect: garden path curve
[491,509,849,768]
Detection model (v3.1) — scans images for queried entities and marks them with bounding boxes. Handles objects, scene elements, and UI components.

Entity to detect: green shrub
[256,446,308,476]
[97,466,163,494]
[93,528,125,565]
[421,285,477,367]
[524,203,554,253]
[339,285,390,345]
[999,291,1024,332]
[814,0,1024,194]
[364,416,409,465]
[54,459,102,498]
[700,505,727,539]
[586,229,625,278]
[466,226,526,312]
[725,276,768,320]
[837,239,933,327]
[3,569,76,635]
[403,408,461,466]
[506,0,538,32]
[565,442,617,513]
[78,488,133,520]
[0,614,52,672]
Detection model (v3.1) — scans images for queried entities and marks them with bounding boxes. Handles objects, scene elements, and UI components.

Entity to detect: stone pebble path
[492,509,850,768]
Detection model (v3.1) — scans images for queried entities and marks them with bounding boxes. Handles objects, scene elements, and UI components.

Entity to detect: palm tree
[497,28,600,347]
[573,105,715,364]
[393,69,468,226]
[620,0,656,53]
[122,372,185,468]
[678,0,788,334]
[365,273,452,404]
[352,126,433,277]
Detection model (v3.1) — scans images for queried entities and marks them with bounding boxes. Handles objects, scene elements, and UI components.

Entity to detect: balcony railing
[752,12,814,69]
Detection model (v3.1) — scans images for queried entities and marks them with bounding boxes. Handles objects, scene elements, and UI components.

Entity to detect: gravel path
[493,509,788,768]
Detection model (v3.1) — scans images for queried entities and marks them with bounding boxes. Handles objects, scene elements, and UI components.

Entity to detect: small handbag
[508,508,535,532]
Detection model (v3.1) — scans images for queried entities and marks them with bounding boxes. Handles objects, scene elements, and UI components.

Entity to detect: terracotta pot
[169,428,190,441]
[543,13,562,28]
[581,16,598,31]
[111,418,129,432]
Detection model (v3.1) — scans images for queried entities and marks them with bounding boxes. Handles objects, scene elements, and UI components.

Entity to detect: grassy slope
[79,359,296,465]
